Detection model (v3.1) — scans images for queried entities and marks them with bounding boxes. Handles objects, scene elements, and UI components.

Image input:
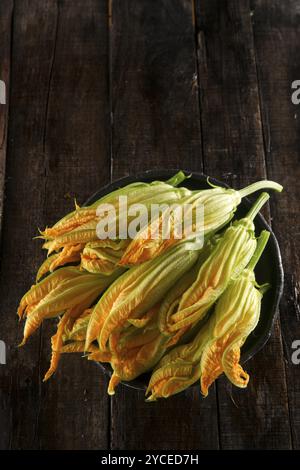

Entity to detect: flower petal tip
[145,395,156,402]
[43,372,52,382]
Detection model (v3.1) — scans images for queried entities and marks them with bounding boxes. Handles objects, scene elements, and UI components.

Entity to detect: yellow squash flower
[62,309,92,342]
[80,239,129,274]
[146,230,270,400]
[157,235,220,345]
[200,230,270,395]
[107,330,168,395]
[36,244,84,281]
[43,309,93,381]
[120,180,282,266]
[146,325,210,401]
[85,240,202,353]
[158,193,270,341]
[41,172,190,242]
[18,267,123,345]
[87,305,168,395]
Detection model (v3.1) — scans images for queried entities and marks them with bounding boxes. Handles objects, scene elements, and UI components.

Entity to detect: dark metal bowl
[85,170,284,391]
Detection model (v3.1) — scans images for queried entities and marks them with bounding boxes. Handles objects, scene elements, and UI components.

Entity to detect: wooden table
[0,0,299,450]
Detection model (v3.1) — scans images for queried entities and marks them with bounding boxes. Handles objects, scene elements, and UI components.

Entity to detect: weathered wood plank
[0,0,110,450]
[0,0,13,235]
[111,0,203,177]
[251,0,300,449]
[110,0,219,450]
[0,0,13,451]
[35,0,111,450]
[1,0,297,451]
[196,0,292,449]
[0,0,59,450]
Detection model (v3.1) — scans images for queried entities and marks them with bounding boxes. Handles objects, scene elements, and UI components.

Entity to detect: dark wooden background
[0,0,299,450]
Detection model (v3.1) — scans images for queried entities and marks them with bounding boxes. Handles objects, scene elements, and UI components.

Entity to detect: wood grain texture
[0,0,299,451]
[0,0,110,449]
[110,0,219,450]
[0,0,13,450]
[195,0,292,449]
[111,0,203,177]
[36,0,111,450]
[0,0,13,235]
[0,0,59,449]
[251,0,300,449]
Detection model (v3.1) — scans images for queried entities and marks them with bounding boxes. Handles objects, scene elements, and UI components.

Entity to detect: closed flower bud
[120,180,282,266]
[85,239,202,353]
[18,267,123,346]
[146,230,270,400]
[159,193,270,342]
[80,239,128,275]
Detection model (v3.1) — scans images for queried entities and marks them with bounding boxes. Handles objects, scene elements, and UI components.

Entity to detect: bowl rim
[84,169,284,392]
